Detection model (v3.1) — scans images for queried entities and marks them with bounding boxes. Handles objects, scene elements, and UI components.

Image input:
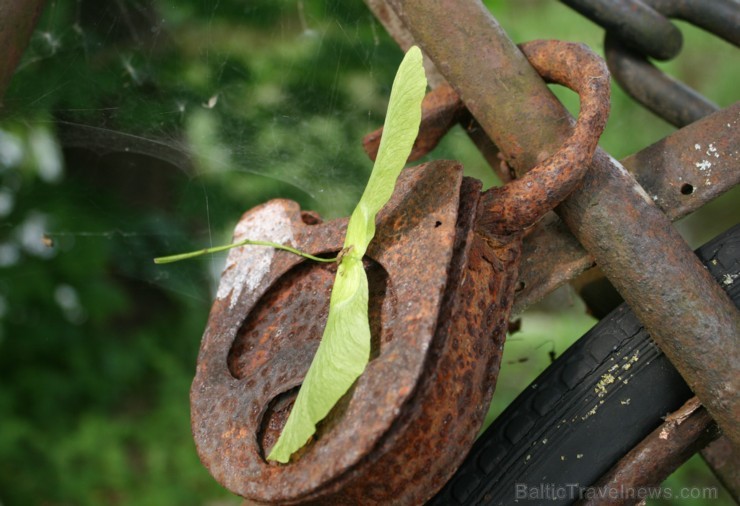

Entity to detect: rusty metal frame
[367,0,739,484]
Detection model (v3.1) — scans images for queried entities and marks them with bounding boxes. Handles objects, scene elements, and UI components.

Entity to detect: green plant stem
[153,239,338,264]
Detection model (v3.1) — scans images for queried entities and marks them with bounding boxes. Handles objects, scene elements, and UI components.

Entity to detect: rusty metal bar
[0,0,46,106]
[515,103,740,314]
[701,436,740,503]
[366,0,508,183]
[575,398,720,506]
[385,0,740,445]
[359,91,739,314]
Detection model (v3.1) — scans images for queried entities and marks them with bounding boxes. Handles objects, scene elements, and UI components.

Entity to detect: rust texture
[193,161,512,504]
[0,0,46,104]
[388,0,740,446]
[576,398,720,506]
[386,0,573,173]
[514,103,740,314]
[363,84,464,163]
[701,436,740,503]
[194,45,606,500]
[361,91,739,315]
[363,40,611,189]
[476,40,610,236]
[364,0,518,183]
[362,0,740,313]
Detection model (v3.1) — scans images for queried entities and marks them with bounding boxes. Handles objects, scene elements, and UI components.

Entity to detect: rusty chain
[373,0,739,477]
[561,0,740,127]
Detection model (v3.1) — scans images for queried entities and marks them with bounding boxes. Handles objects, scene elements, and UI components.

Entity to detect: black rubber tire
[429,223,740,506]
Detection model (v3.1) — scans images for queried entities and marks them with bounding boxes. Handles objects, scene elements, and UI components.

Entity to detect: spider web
[1,0,412,307]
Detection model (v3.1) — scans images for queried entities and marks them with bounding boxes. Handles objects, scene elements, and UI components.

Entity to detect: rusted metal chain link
[560,0,740,127]
[386,0,740,449]
[477,40,610,236]
[559,0,683,60]
[366,40,612,237]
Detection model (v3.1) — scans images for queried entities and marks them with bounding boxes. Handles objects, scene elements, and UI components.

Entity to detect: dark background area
[0,1,737,504]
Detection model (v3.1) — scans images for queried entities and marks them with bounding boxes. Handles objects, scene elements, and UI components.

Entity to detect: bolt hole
[680,183,694,195]
[434,221,442,228]
[300,210,322,225]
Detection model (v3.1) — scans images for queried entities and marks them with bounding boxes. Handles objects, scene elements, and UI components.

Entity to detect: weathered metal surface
[388,0,740,446]
[622,103,740,215]
[363,40,611,191]
[514,103,740,314]
[193,41,609,500]
[363,84,464,163]
[604,34,718,128]
[559,0,682,60]
[0,0,46,104]
[364,0,445,87]
[477,40,610,236]
[701,436,740,503]
[643,0,740,48]
[576,398,719,506]
[363,0,739,314]
[386,0,573,174]
[604,0,739,128]
[193,162,504,504]
[364,0,511,182]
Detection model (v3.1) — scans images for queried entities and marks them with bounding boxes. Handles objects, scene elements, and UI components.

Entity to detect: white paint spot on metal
[695,160,712,171]
[707,143,720,158]
[216,201,294,309]
[694,143,701,150]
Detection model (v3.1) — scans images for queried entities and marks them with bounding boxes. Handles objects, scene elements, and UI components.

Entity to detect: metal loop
[479,40,611,237]
[605,0,739,127]
[642,0,740,48]
[604,34,718,128]
[559,0,683,60]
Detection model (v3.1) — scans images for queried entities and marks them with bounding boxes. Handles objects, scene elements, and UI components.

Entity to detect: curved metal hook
[478,40,611,237]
